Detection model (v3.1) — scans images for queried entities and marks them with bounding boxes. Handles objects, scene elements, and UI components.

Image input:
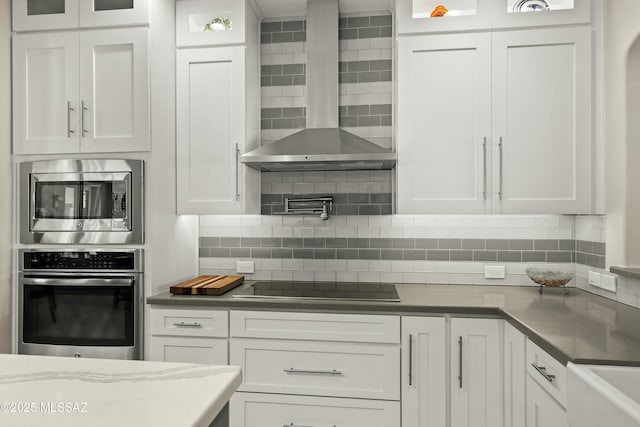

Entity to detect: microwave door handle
[21,277,134,287]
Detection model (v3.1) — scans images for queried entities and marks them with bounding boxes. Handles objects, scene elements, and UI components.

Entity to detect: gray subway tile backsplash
[339,62,392,84]
[199,237,602,266]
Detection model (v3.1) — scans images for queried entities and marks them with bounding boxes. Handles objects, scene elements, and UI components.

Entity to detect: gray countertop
[610,266,640,281]
[147,283,640,367]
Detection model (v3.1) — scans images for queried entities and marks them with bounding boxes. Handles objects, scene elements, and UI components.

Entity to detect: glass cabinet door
[79,0,149,28]
[492,0,590,28]
[176,0,246,47]
[397,0,493,34]
[12,0,79,31]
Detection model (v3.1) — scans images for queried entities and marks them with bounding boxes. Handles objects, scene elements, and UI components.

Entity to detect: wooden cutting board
[170,275,244,296]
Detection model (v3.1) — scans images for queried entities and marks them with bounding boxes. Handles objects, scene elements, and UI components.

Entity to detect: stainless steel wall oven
[20,159,143,244]
[18,249,143,360]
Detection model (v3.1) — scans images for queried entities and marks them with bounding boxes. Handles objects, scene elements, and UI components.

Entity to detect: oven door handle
[22,277,134,287]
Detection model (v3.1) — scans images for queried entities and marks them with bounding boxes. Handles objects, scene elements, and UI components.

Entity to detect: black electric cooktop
[233,281,400,302]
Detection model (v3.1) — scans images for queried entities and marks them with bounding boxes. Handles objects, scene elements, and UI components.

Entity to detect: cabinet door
[176,46,246,214]
[491,27,591,213]
[504,322,526,427]
[526,376,568,427]
[79,0,150,28]
[79,28,150,153]
[397,33,492,214]
[12,32,80,154]
[401,317,446,427]
[451,318,503,427]
[12,0,79,31]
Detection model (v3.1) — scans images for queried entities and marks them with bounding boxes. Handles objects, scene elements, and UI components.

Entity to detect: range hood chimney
[241,0,396,172]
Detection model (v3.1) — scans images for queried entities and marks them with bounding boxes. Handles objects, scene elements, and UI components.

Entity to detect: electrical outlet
[588,271,602,287]
[601,275,617,293]
[236,261,255,274]
[484,266,506,279]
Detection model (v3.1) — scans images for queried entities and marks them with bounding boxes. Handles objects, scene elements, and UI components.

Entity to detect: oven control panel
[22,251,137,271]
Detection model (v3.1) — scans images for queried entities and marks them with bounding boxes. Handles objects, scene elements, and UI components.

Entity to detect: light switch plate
[588,271,602,287]
[236,261,255,274]
[484,266,506,279]
[601,275,617,292]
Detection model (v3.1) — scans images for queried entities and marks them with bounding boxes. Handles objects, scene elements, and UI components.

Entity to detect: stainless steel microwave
[20,159,144,244]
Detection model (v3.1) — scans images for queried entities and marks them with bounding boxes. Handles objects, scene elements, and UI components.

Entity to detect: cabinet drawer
[230,339,400,400]
[230,310,400,343]
[150,308,228,338]
[149,336,228,365]
[230,392,400,427]
[526,340,567,408]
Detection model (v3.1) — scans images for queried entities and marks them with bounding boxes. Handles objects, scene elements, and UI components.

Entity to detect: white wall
[604,0,640,267]
[0,0,11,353]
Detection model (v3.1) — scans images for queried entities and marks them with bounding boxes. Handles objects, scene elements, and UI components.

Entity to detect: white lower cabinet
[229,311,401,427]
[148,307,229,365]
[526,376,568,427]
[504,322,527,427]
[230,392,400,427]
[401,317,447,427]
[451,318,504,427]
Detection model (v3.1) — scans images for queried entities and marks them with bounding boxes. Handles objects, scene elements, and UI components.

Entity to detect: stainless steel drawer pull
[173,322,202,328]
[283,368,343,376]
[532,363,556,383]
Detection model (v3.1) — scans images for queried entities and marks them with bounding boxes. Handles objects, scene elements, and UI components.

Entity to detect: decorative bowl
[526,268,575,287]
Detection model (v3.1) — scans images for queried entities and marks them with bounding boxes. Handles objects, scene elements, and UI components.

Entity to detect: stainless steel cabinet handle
[67,101,75,137]
[498,137,503,200]
[458,336,463,389]
[235,143,240,202]
[482,137,487,200]
[81,100,88,137]
[408,334,413,387]
[531,363,556,383]
[283,368,343,376]
[173,322,202,328]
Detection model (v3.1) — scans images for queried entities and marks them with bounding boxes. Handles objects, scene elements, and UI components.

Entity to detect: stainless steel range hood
[241,0,396,172]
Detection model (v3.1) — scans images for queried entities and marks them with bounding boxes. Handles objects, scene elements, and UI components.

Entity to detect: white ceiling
[253,0,392,18]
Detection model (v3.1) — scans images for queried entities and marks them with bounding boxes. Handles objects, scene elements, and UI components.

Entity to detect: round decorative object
[512,0,551,13]
[526,268,575,295]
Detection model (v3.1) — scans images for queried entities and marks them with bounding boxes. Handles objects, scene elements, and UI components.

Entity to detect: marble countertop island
[0,354,241,427]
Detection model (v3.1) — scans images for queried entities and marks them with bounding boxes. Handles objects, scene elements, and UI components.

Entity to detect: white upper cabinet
[397,27,592,214]
[397,0,590,34]
[397,33,492,214]
[176,46,258,214]
[12,0,150,32]
[12,32,80,154]
[491,27,591,214]
[13,28,150,155]
[79,28,150,153]
[176,0,246,47]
